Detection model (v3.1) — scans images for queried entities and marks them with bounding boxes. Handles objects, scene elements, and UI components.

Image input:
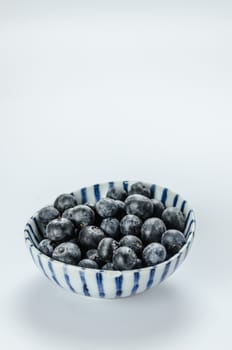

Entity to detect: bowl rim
[24,180,196,275]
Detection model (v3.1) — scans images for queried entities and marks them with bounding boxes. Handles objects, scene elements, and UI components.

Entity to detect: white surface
[0,1,232,350]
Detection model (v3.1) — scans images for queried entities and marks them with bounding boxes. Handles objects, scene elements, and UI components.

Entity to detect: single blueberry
[38,206,59,225]
[52,242,81,265]
[86,248,98,259]
[143,243,167,266]
[38,239,56,257]
[54,193,77,213]
[46,218,75,242]
[141,218,166,245]
[79,226,105,250]
[78,259,99,269]
[120,214,142,236]
[119,235,143,257]
[101,262,114,270]
[86,249,104,266]
[161,229,186,255]
[162,207,185,232]
[70,205,95,228]
[84,203,102,226]
[95,198,118,218]
[115,200,126,220]
[100,217,120,239]
[98,237,119,262]
[125,194,153,219]
[62,207,74,221]
[112,246,137,270]
[128,182,151,198]
[152,199,165,218]
[106,187,127,201]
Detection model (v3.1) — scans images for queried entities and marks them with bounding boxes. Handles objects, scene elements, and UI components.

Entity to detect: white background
[0,1,231,350]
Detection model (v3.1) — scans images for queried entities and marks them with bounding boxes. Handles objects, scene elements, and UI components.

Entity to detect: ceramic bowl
[24,180,196,299]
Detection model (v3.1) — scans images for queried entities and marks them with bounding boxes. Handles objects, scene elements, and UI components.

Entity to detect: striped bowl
[24,181,196,299]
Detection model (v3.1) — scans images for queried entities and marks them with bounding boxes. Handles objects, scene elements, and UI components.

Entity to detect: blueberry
[70,205,95,228]
[95,198,118,218]
[141,218,166,245]
[162,207,185,232]
[129,182,151,198]
[125,194,153,219]
[86,248,98,259]
[152,199,165,218]
[54,193,77,213]
[84,203,102,226]
[100,217,120,239]
[39,239,56,257]
[86,249,104,266]
[98,237,119,262]
[115,200,126,220]
[119,235,143,257]
[38,206,59,225]
[106,187,127,201]
[52,242,81,265]
[112,247,137,270]
[120,214,142,236]
[101,262,114,270]
[62,207,74,221]
[78,259,99,269]
[161,229,186,255]
[79,226,105,250]
[135,258,143,268]
[46,218,75,242]
[143,243,167,266]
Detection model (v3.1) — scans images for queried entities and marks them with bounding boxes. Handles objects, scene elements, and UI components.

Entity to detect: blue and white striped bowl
[24,181,196,299]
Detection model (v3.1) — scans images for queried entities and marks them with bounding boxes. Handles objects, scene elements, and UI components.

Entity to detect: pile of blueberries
[38,182,187,270]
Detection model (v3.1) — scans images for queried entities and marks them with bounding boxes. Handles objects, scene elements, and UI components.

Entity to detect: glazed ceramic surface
[24,181,196,299]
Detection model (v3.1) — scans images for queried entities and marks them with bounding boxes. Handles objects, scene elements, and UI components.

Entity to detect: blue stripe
[79,270,90,296]
[24,228,38,247]
[131,271,140,295]
[150,184,156,198]
[38,254,50,279]
[115,275,123,297]
[123,181,129,192]
[173,252,182,272]
[96,272,105,298]
[48,260,61,287]
[161,188,168,205]
[173,194,179,207]
[185,210,193,227]
[160,261,171,283]
[181,200,186,212]
[94,184,100,201]
[28,244,37,266]
[108,181,114,189]
[26,223,39,244]
[185,219,195,238]
[184,241,191,259]
[81,187,87,204]
[146,268,155,289]
[64,266,76,293]
[33,217,44,241]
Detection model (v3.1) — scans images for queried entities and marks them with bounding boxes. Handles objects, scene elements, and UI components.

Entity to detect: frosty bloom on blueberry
[125,194,153,219]
[54,193,77,213]
[36,182,188,270]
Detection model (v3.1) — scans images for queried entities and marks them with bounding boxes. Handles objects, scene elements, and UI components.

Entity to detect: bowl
[24,180,196,299]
